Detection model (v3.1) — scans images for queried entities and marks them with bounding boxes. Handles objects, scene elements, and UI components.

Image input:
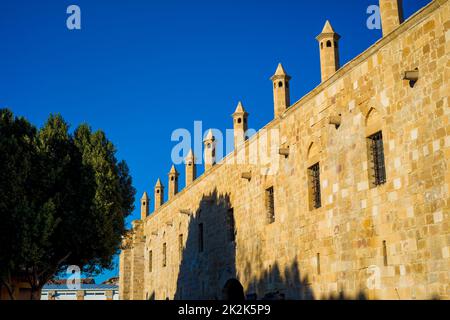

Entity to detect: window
[227,208,236,242]
[383,241,388,266]
[368,131,386,186]
[317,253,321,275]
[266,187,275,224]
[162,243,167,267]
[237,118,242,124]
[326,40,332,47]
[278,81,283,88]
[198,223,204,253]
[149,250,153,272]
[179,234,183,259]
[321,42,324,49]
[308,163,321,210]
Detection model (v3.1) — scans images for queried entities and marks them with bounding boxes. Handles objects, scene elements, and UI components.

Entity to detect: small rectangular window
[383,240,388,266]
[308,163,321,210]
[266,187,275,224]
[198,223,204,253]
[368,131,387,186]
[227,208,236,242]
[149,250,152,272]
[162,243,167,267]
[317,253,321,275]
[179,234,183,260]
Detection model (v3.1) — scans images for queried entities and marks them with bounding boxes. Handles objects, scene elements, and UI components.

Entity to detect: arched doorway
[222,279,245,301]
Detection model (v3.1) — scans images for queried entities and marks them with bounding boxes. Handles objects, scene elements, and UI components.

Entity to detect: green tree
[0,109,136,300]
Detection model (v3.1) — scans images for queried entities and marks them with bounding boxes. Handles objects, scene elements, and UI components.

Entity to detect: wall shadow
[244,260,367,300]
[244,260,315,300]
[172,188,367,300]
[174,189,237,300]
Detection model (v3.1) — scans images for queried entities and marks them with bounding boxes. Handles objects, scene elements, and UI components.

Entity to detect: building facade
[41,284,119,301]
[120,0,450,300]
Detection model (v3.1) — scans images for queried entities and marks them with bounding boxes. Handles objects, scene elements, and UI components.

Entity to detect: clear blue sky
[0,0,430,283]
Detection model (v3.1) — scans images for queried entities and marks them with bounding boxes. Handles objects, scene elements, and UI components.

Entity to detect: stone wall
[120,0,449,300]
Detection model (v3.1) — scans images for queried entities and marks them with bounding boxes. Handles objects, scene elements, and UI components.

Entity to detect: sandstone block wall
[120,0,450,300]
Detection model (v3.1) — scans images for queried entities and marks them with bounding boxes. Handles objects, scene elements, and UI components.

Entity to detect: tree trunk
[30,286,42,300]
[0,277,16,300]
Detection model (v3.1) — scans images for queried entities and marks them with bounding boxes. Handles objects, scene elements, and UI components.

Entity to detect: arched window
[237,118,242,124]
[334,41,338,48]
[278,81,283,88]
[171,176,174,181]
[321,42,324,49]
[326,40,332,48]
[222,279,245,301]
[307,142,319,160]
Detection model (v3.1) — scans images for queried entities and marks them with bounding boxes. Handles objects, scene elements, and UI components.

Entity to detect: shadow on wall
[173,189,240,300]
[244,260,314,300]
[170,189,367,300]
[244,260,367,300]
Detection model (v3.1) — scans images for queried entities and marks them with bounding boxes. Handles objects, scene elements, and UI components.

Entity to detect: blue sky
[0,0,431,283]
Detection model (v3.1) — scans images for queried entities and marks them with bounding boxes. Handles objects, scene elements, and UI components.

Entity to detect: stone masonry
[120,0,450,300]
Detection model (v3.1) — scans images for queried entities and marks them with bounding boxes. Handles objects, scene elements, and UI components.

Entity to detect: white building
[41,284,119,300]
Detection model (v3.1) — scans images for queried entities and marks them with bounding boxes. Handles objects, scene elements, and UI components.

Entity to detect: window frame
[266,187,275,224]
[308,163,322,210]
[149,250,153,272]
[367,131,387,187]
[162,243,167,267]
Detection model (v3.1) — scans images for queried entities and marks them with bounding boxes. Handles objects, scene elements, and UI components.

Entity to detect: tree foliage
[0,109,136,299]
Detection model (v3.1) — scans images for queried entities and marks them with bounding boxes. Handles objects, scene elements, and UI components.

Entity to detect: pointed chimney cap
[204,129,215,142]
[155,178,163,188]
[141,191,149,200]
[275,63,287,75]
[232,101,248,116]
[317,20,341,41]
[169,165,179,175]
[185,149,195,160]
[322,20,335,33]
[271,63,291,80]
